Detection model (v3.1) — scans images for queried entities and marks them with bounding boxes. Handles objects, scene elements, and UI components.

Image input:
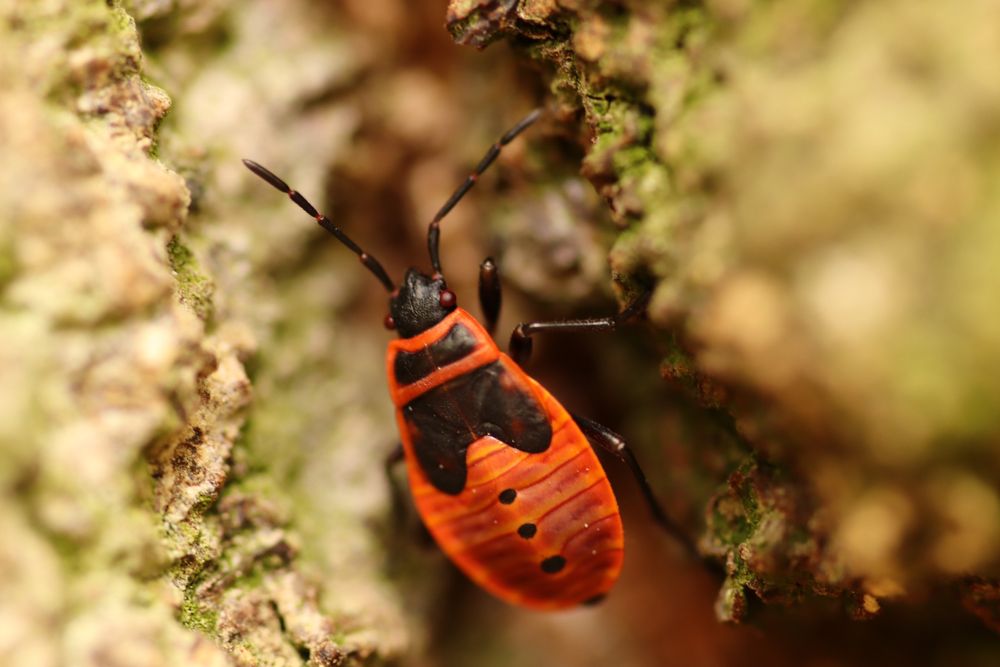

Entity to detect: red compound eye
[383,314,396,330]
[439,289,456,309]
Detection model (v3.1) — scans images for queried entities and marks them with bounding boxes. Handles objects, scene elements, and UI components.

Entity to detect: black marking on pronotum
[402,361,552,495]
[517,523,537,539]
[499,488,517,504]
[582,594,606,606]
[540,555,566,574]
[393,323,479,385]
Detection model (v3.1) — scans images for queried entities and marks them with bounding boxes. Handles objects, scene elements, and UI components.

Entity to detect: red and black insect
[243,110,697,610]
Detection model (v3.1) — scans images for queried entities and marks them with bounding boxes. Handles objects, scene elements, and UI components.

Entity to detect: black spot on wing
[541,555,566,574]
[402,361,552,495]
[394,323,479,385]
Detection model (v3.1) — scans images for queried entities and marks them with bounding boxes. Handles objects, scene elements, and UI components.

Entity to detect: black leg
[509,290,650,366]
[478,257,502,337]
[572,414,701,561]
[383,443,438,548]
[384,443,407,524]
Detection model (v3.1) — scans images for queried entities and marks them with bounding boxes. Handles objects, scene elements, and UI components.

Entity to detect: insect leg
[384,443,407,524]
[478,257,502,337]
[508,290,650,365]
[572,414,702,561]
[384,443,438,548]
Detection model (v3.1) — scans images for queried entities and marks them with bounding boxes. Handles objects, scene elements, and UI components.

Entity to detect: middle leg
[508,290,650,365]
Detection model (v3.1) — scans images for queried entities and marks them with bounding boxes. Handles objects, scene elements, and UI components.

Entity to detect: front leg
[477,257,502,337]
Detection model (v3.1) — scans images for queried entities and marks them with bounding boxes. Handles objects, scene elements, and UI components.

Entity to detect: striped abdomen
[386,309,624,609]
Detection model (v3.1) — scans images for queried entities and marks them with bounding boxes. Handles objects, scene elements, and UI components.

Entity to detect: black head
[388,269,457,338]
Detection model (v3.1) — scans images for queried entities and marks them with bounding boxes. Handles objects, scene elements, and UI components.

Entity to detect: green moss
[735,471,761,521]
[179,592,219,634]
[0,233,17,291]
[711,501,752,547]
[166,235,215,322]
[108,2,137,33]
[715,578,749,622]
[709,459,761,548]
[446,0,519,48]
[190,490,221,516]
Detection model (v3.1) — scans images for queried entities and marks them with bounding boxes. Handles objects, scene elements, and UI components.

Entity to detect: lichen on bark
[0,1,222,664]
[1,1,408,665]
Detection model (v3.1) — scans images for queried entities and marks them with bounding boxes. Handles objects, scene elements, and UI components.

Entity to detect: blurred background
[2,0,999,665]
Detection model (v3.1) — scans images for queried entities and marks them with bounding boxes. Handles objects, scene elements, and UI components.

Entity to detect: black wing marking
[402,361,552,494]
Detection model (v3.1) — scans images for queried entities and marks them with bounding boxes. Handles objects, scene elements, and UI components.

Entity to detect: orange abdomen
[387,309,624,610]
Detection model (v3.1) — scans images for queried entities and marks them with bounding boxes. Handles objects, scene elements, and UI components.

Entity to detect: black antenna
[242,159,396,292]
[427,108,543,278]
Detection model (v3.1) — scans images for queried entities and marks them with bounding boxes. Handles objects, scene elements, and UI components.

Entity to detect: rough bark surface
[1,2,411,665]
[448,0,1000,636]
[4,0,1000,666]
